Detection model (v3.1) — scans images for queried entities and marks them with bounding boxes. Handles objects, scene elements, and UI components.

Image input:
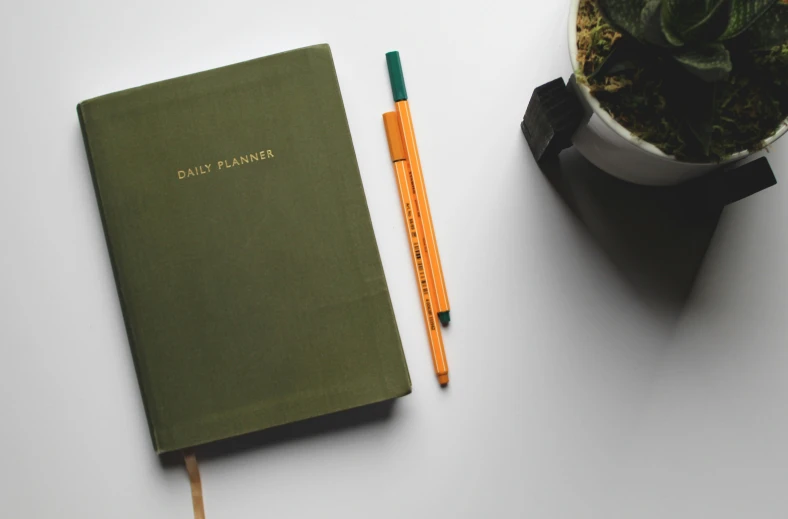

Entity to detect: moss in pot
[576,0,788,163]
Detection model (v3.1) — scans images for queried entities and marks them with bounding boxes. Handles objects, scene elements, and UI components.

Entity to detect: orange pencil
[383,112,449,386]
[386,51,451,326]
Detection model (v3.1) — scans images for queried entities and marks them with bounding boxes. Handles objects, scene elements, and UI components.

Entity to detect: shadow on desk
[538,148,723,321]
[158,399,397,467]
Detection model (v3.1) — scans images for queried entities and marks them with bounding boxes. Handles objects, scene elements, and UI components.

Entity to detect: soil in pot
[576,0,788,163]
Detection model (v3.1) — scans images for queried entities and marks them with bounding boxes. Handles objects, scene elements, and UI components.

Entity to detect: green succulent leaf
[745,4,788,48]
[661,18,687,45]
[720,0,779,39]
[641,0,676,46]
[598,0,651,40]
[599,0,684,46]
[661,0,690,44]
[684,0,732,41]
[672,42,732,81]
[661,0,730,43]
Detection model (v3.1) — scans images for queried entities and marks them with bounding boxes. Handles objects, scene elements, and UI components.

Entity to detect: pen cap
[383,112,407,162]
[386,51,408,102]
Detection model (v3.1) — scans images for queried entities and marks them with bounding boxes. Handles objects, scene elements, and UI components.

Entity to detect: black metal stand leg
[521,77,584,162]
[685,157,777,208]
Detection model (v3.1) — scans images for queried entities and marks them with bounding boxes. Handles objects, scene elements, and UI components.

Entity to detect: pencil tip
[438,311,450,327]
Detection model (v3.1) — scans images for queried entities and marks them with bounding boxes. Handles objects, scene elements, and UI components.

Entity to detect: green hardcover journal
[77,44,411,454]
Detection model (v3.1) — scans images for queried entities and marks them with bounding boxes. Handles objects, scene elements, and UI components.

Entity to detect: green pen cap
[386,51,408,102]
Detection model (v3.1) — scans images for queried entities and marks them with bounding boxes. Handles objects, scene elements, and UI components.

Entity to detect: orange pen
[386,51,451,326]
[383,112,449,386]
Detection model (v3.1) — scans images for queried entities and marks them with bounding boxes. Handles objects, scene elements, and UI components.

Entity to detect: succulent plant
[586,0,788,158]
[598,0,788,82]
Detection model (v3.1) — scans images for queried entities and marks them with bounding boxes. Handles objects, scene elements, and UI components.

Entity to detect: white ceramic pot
[567,0,788,186]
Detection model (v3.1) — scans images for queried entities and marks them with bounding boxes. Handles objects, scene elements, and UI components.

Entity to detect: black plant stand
[522,77,777,207]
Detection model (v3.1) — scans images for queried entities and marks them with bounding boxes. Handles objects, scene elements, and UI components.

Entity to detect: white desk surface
[3,0,788,517]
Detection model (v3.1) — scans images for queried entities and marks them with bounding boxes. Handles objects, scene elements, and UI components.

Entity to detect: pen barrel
[395,101,450,316]
[393,160,448,380]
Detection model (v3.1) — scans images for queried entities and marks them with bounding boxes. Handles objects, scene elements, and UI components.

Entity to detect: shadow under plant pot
[537,147,724,323]
[524,0,788,190]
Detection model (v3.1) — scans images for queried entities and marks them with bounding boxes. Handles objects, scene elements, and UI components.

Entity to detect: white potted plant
[566,0,788,186]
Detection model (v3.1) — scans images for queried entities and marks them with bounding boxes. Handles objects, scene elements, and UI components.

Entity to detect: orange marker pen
[383,112,449,386]
[386,51,451,326]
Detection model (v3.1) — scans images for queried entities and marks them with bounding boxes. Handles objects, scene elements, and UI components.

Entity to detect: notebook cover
[77,44,411,453]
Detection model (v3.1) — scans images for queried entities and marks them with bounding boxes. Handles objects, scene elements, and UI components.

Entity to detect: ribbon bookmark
[184,451,206,519]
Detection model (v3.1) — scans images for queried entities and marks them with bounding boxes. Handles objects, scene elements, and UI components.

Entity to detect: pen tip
[438,311,450,327]
[438,374,449,386]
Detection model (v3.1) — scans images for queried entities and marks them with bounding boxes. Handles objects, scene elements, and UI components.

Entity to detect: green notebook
[78,44,411,454]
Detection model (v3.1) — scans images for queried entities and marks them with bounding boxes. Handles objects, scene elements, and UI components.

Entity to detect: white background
[3,0,788,517]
